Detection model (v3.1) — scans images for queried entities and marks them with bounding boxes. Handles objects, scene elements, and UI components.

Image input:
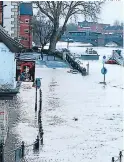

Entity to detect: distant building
[103,25,123,35]
[78,21,123,35]
[2,1,19,38]
[78,20,110,33]
[19,2,33,49]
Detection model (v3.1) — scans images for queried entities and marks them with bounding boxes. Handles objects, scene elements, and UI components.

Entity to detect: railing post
[112,157,114,162]
[0,143,4,162]
[86,62,89,75]
[21,141,25,158]
[41,136,43,145]
[39,89,42,112]
[34,136,39,150]
[119,151,122,162]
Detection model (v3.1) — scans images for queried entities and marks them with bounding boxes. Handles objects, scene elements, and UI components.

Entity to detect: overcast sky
[99,1,124,24]
[33,1,124,25]
[76,1,124,25]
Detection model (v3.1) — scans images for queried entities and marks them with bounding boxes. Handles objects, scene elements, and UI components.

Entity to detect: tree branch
[35,1,54,22]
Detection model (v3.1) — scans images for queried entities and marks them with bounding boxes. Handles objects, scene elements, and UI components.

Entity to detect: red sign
[16,60,35,82]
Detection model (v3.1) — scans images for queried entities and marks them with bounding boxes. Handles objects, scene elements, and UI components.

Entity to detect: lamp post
[2,3,7,27]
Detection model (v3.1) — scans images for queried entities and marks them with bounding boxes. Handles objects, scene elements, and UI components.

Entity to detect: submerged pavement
[3,48,124,162]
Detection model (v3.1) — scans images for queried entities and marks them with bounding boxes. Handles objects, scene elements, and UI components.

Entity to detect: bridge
[0,25,25,53]
[61,31,123,47]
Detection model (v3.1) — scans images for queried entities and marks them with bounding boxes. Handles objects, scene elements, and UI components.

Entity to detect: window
[11,15,17,18]
[11,8,18,12]
[25,19,29,23]
[11,33,15,37]
[14,12,18,16]
[20,21,23,24]
[11,2,18,6]
[11,27,15,31]
[24,29,29,33]
[11,21,14,25]
[24,37,28,41]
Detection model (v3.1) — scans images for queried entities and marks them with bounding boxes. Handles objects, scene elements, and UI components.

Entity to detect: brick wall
[19,15,32,48]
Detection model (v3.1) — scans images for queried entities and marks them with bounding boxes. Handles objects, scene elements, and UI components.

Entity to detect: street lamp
[2,4,7,27]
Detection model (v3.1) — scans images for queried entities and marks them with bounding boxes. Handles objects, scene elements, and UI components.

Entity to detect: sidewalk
[4,82,38,162]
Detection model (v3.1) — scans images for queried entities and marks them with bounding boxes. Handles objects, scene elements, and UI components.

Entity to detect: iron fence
[111,151,123,162]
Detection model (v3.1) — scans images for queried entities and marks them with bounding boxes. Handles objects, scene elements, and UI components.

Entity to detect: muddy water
[3,46,124,162]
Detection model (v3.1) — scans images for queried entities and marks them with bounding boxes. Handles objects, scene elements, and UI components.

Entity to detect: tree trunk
[49,31,58,53]
[41,45,44,50]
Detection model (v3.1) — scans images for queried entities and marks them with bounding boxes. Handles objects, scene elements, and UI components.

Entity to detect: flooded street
[3,44,124,162]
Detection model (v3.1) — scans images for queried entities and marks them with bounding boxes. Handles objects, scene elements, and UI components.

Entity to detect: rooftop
[78,21,110,26]
[0,25,25,53]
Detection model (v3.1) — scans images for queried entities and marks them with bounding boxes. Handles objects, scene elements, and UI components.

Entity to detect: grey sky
[76,1,124,25]
[33,1,124,25]
[99,1,124,24]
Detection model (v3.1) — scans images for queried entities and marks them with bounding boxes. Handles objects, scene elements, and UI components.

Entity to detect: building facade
[0,42,16,89]
[103,26,123,35]
[78,21,110,33]
[78,21,123,35]
[19,3,33,49]
[2,1,19,39]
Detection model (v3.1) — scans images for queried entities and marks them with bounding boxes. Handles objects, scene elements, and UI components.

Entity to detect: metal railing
[0,25,24,49]
[111,151,123,162]
[113,51,124,66]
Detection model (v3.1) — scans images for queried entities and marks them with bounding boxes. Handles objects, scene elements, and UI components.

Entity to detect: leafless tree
[32,13,53,50]
[113,20,120,26]
[120,22,123,27]
[34,1,104,52]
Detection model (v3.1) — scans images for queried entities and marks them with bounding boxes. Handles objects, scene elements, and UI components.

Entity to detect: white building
[0,43,16,90]
[3,1,19,38]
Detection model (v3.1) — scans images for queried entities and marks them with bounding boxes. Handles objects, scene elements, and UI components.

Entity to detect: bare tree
[34,1,104,52]
[32,13,53,50]
[113,20,120,26]
[120,22,123,27]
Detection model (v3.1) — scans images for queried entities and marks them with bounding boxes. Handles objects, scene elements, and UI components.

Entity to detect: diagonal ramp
[0,25,25,53]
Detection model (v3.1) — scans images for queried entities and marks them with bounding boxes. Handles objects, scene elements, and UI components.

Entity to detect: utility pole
[103,62,105,83]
